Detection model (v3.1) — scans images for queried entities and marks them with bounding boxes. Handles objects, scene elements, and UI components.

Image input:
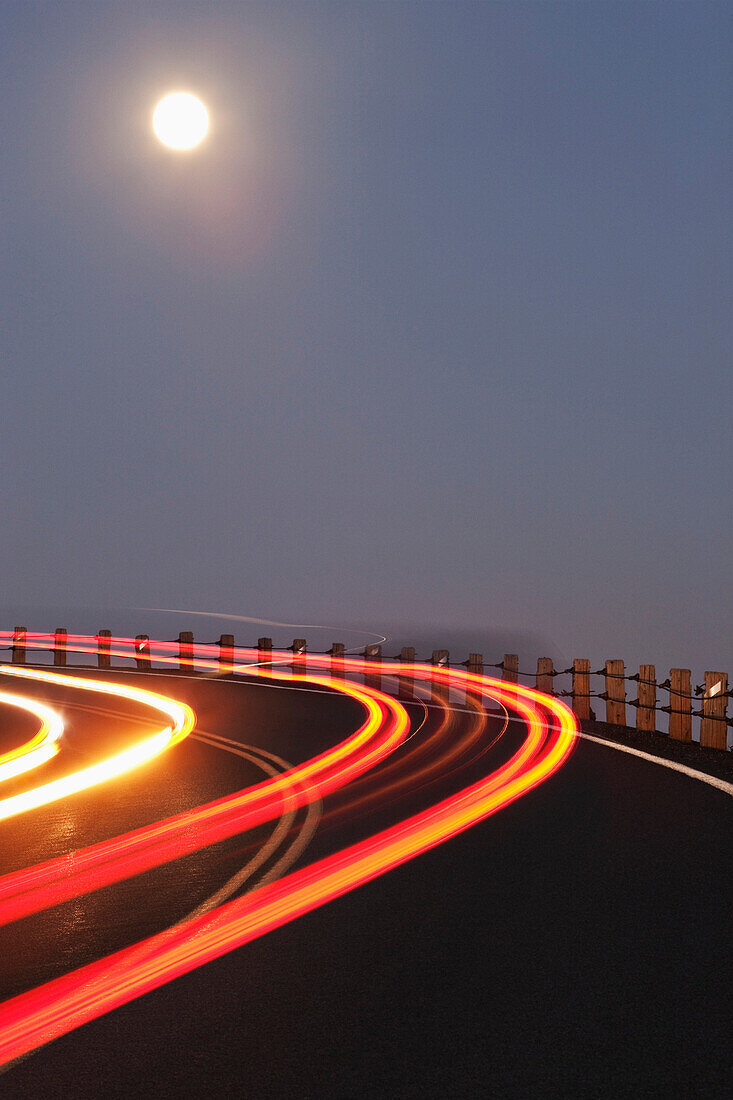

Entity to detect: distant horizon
[2,1,730,701]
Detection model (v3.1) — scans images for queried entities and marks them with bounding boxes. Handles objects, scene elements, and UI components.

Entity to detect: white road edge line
[576,731,733,797]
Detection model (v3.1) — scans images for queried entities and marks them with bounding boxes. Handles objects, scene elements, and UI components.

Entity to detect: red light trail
[0,632,578,1067]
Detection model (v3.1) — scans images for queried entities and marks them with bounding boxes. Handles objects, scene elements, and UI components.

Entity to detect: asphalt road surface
[0,650,730,1099]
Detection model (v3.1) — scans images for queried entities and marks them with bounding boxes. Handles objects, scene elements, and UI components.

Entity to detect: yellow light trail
[0,659,577,1067]
[0,690,64,783]
[0,632,578,1069]
[0,666,195,823]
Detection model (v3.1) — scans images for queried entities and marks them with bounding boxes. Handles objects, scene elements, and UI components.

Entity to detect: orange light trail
[0,634,578,1067]
[0,690,64,784]
[0,666,195,823]
[0,665,409,926]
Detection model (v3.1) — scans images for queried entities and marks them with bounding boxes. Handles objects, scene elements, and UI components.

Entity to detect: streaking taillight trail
[0,632,578,1067]
[0,668,408,926]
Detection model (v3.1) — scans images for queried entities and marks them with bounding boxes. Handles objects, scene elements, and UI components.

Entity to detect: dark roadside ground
[581,717,733,783]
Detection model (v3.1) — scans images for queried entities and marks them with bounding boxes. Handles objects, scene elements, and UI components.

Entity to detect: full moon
[152,92,209,150]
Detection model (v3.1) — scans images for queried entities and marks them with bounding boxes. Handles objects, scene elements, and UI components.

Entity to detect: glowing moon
[153,92,209,150]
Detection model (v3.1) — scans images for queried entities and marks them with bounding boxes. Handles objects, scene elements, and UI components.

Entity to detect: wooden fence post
[398,646,415,700]
[432,649,449,668]
[668,669,692,742]
[572,659,591,721]
[178,631,194,672]
[292,638,306,675]
[467,653,483,706]
[432,649,450,700]
[502,654,518,683]
[134,634,151,671]
[12,627,26,664]
[53,628,67,667]
[467,653,483,677]
[364,644,382,692]
[536,657,554,696]
[700,671,728,750]
[219,633,234,672]
[330,642,345,678]
[636,664,656,732]
[97,629,111,669]
[604,660,626,725]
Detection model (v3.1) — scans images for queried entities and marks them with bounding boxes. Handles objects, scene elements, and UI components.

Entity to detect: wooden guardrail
[3,627,731,751]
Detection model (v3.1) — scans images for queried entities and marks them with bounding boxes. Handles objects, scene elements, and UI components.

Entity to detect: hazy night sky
[1,1,731,677]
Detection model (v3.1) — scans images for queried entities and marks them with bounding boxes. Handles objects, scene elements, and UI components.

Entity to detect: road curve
[0,632,574,1068]
[1,631,728,1097]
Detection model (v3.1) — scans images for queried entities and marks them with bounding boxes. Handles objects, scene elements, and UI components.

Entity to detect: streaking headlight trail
[0,632,578,1068]
[0,691,64,784]
[0,665,195,823]
[0,669,409,928]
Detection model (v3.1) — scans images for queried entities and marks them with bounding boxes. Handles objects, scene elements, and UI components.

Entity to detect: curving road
[0,632,730,1097]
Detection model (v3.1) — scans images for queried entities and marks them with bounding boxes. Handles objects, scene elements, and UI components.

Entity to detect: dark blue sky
[1,1,731,676]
